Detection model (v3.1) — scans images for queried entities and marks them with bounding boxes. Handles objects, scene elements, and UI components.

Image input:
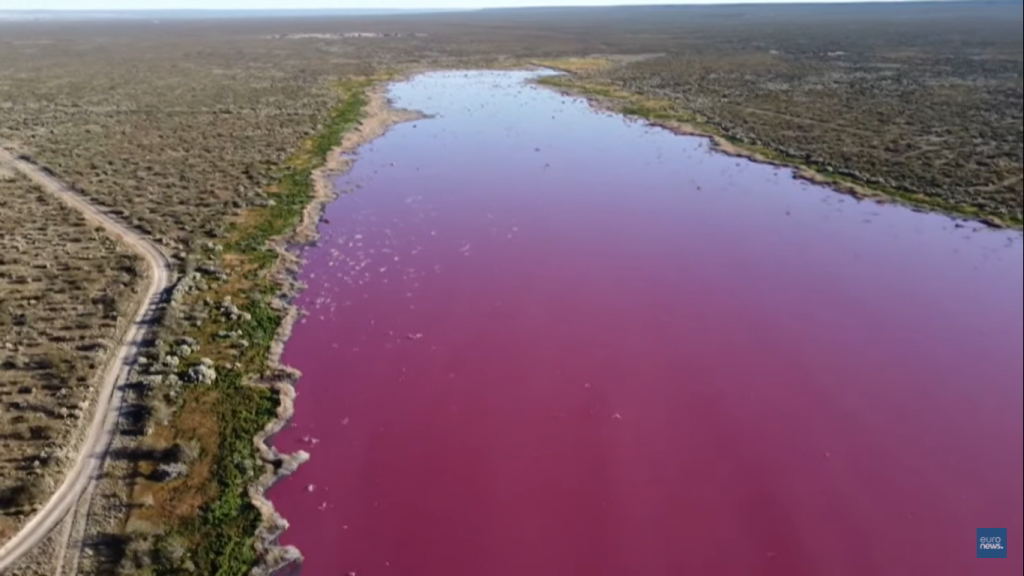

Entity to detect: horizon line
[0,0,973,12]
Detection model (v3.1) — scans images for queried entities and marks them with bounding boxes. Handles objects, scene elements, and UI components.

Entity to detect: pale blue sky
[3,1,889,10]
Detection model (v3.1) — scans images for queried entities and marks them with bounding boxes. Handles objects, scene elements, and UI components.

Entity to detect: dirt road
[0,147,172,572]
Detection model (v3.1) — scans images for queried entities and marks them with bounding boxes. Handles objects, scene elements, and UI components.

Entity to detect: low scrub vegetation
[0,171,143,529]
[532,5,1022,224]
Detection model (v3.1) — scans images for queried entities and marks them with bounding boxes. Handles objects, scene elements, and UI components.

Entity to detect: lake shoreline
[251,79,424,575]
[532,68,1019,231]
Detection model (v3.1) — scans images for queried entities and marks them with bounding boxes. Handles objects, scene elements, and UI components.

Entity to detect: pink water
[270,71,1023,576]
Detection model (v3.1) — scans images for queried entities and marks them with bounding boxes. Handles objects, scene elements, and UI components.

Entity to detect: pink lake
[270,70,1023,576]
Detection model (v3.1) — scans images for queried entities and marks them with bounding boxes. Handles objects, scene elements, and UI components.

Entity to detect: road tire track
[0,147,173,572]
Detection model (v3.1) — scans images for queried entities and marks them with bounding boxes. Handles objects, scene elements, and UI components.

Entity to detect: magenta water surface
[270,71,1023,576]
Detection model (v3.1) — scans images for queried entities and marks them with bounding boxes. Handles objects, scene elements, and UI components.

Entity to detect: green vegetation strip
[179,371,277,576]
[232,80,371,258]
[150,79,372,576]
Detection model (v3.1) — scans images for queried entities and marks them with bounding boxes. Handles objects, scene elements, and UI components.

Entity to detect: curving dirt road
[0,147,172,572]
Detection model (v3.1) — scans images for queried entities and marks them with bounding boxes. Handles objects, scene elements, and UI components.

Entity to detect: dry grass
[535,57,615,74]
[129,392,219,528]
[0,170,143,529]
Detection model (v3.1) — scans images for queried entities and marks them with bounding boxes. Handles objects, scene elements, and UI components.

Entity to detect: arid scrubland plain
[0,2,1021,575]
[0,170,142,538]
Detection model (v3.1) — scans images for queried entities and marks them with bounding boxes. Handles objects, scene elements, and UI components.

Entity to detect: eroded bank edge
[532,65,1023,231]
[248,78,425,575]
